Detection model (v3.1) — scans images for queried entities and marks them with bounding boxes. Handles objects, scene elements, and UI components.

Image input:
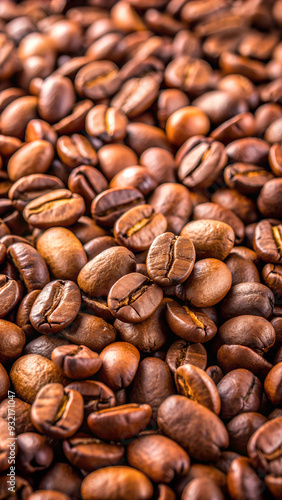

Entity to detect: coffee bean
[68,166,108,213]
[227,457,265,500]
[248,416,282,475]
[85,105,128,143]
[91,187,145,228]
[217,344,273,379]
[217,369,262,420]
[52,345,102,379]
[63,434,125,471]
[109,166,157,196]
[7,242,49,291]
[149,183,192,234]
[175,364,221,414]
[7,140,54,182]
[17,432,53,474]
[75,61,121,100]
[227,412,267,456]
[166,300,217,343]
[0,274,20,318]
[166,340,207,373]
[181,219,235,260]
[224,163,274,194]
[193,202,245,245]
[221,282,275,319]
[254,220,282,264]
[57,134,98,169]
[8,174,64,212]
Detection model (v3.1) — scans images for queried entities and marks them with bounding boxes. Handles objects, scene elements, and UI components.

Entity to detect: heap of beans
[0,0,282,499]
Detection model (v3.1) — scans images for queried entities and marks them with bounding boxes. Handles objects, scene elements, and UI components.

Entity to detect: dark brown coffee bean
[264,362,282,406]
[7,242,49,291]
[75,60,121,100]
[182,478,224,500]
[217,344,272,379]
[0,95,38,140]
[217,369,262,420]
[52,345,102,379]
[0,274,20,318]
[17,432,53,474]
[166,300,217,343]
[210,112,256,145]
[0,364,10,401]
[63,433,124,471]
[23,189,85,229]
[108,272,163,323]
[91,187,145,228]
[205,365,223,385]
[53,99,93,136]
[66,380,116,419]
[37,227,87,282]
[225,254,260,286]
[211,188,258,225]
[114,302,169,352]
[157,89,189,128]
[8,174,64,213]
[69,216,108,244]
[149,183,192,234]
[254,220,282,264]
[227,412,267,456]
[221,283,274,320]
[129,357,175,421]
[181,219,235,260]
[109,166,157,196]
[88,403,152,441]
[248,416,282,475]
[269,143,282,177]
[98,342,140,392]
[175,363,221,414]
[114,204,167,252]
[227,457,265,500]
[81,466,154,500]
[146,232,195,287]
[38,461,81,498]
[85,104,128,142]
[225,138,270,166]
[127,434,190,483]
[78,246,136,299]
[57,134,98,169]
[38,75,76,124]
[176,258,232,307]
[193,90,248,125]
[84,236,117,261]
[257,178,282,218]
[193,202,245,245]
[158,395,229,461]
[7,140,54,182]
[177,136,227,189]
[166,340,207,373]
[224,163,274,195]
[263,263,282,296]
[126,122,171,156]
[24,335,70,360]
[68,166,108,213]
[61,313,116,352]
[31,383,83,439]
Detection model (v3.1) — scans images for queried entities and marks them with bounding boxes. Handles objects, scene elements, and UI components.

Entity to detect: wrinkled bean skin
[7,242,50,292]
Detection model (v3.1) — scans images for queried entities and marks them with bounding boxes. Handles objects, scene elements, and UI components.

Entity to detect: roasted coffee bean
[224,163,274,195]
[75,61,121,100]
[63,433,125,471]
[38,462,81,498]
[130,357,175,421]
[217,344,273,379]
[158,395,229,461]
[0,95,38,140]
[38,75,76,124]
[16,432,53,474]
[108,272,163,323]
[192,91,248,125]
[166,106,210,146]
[109,166,157,196]
[98,342,140,392]
[66,380,116,418]
[146,232,195,287]
[85,105,128,143]
[210,112,256,145]
[114,302,169,352]
[30,280,81,335]
[175,364,221,414]
[23,190,85,229]
[68,166,108,213]
[7,140,54,182]
[114,204,167,252]
[149,183,192,234]
[8,174,64,213]
[166,340,208,373]
[257,178,282,218]
[193,202,245,245]
[248,416,282,475]
[126,122,170,156]
[81,466,154,500]
[36,227,87,282]
[221,283,274,320]
[227,412,268,456]
[91,187,145,228]
[52,345,102,379]
[254,220,282,264]
[78,246,136,298]
[31,383,84,439]
[57,134,98,169]
[24,335,70,360]
[269,143,282,177]
[225,254,260,286]
[182,478,224,500]
[7,242,49,292]
[176,259,232,307]
[0,364,10,401]
[206,365,223,385]
[166,300,217,343]
[60,313,117,353]
[88,403,152,441]
[217,369,262,420]
[97,143,138,181]
[181,219,235,260]
[127,434,190,483]
[25,119,58,145]
[264,362,282,406]
[0,274,20,318]
[227,457,265,500]
[211,188,258,225]
[16,290,41,339]
[225,138,270,166]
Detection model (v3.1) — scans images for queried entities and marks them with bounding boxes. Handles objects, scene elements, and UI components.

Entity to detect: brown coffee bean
[85,105,128,142]
[140,148,177,184]
[263,263,282,296]
[221,283,275,320]
[269,143,282,177]
[38,462,81,498]
[31,383,84,439]
[38,75,76,123]
[17,432,54,474]
[30,280,81,335]
[127,434,190,483]
[166,340,208,373]
[158,395,229,461]
[257,178,282,218]
[264,362,282,406]
[25,119,58,145]
[248,416,282,475]
[8,174,64,213]
[91,187,145,228]
[7,242,49,292]
[66,380,116,418]
[81,466,154,500]
[225,254,260,286]
[210,112,256,145]
[0,96,38,139]
[61,313,116,352]
[254,220,282,264]
[227,457,265,500]
[108,272,163,323]
[157,89,189,128]
[130,357,175,420]
[182,478,224,500]
[193,202,245,245]
[166,300,217,343]
[225,138,270,166]
[114,204,167,252]
[217,369,262,420]
[87,403,152,441]
[98,342,140,392]
[75,60,121,99]
[126,122,170,156]
[211,188,258,225]
[109,166,157,196]
[175,364,221,414]
[63,433,124,471]
[7,140,54,182]
[193,90,248,125]
[0,364,10,401]
[146,232,195,287]
[52,345,102,379]
[227,412,267,456]
[149,183,192,234]
[57,134,97,169]
[224,163,274,195]
[166,106,210,146]
[97,144,138,181]
[0,275,20,318]
[217,345,272,379]
[181,219,235,260]
[23,189,85,229]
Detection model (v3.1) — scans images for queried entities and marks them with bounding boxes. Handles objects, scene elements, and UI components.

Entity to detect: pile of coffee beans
[0,0,282,498]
